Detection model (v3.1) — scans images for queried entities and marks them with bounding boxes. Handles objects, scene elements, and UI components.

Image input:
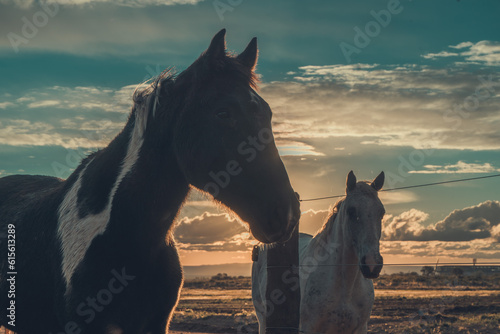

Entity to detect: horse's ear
[371,171,385,191]
[237,37,258,70]
[205,29,226,60]
[346,170,356,193]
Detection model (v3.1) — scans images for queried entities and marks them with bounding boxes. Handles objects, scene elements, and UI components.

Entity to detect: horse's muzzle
[360,254,384,279]
[265,192,301,243]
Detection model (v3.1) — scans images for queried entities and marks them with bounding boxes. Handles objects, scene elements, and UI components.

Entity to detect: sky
[1,0,499,269]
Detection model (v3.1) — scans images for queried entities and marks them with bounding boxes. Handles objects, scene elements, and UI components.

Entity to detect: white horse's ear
[346,170,356,193]
[205,29,226,60]
[237,37,258,70]
[371,171,385,191]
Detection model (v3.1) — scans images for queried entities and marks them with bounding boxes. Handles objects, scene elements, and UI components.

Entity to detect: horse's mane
[315,197,345,237]
[132,69,175,117]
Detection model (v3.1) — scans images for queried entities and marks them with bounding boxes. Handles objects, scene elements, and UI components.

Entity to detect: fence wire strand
[300,173,500,202]
[267,262,500,269]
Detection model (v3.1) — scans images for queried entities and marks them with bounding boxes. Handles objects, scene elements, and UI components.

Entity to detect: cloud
[0,102,15,109]
[421,51,459,59]
[290,63,472,91]
[382,205,500,261]
[491,224,500,242]
[423,41,500,66]
[299,209,330,235]
[27,100,60,108]
[0,119,100,148]
[383,200,500,242]
[409,161,500,174]
[175,212,245,244]
[261,64,500,151]
[174,212,255,252]
[379,191,418,205]
[383,209,428,241]
[0,119,121,148]
[381,238,500,260]
[0,85,137,148]
[277,140,324,157]
[461,41,500,66]
[0,0,202,8]
[450,42,474,49]
[50,85,133,113]
[10,85,133,113]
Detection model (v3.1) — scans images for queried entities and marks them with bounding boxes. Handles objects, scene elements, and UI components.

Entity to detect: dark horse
[0,29,300,334]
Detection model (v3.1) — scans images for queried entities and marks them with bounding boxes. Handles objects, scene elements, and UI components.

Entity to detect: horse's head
[343,171,385,279]
[156,30,299,243]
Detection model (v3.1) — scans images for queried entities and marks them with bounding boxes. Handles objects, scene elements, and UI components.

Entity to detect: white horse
[252,171,385,334]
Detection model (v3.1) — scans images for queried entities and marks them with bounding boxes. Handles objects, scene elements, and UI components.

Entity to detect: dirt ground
[170,285,500,334]
[1,277,498,334]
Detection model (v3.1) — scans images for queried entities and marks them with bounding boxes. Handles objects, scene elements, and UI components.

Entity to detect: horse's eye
[216,110,231,120]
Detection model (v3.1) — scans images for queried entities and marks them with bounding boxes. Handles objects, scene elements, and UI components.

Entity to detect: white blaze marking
[58,107,146,293]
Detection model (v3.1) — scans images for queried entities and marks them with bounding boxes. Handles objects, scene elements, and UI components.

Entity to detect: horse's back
[0,173,62,192]
[0,174,63,238]
[0,174,62,206]
[0,174,62,215]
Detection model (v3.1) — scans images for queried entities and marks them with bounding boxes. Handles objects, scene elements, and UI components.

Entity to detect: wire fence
[267,262,500,268]
[300,173,500,202]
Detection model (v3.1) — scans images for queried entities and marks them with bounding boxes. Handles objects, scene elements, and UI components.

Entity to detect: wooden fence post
[265,227,300,334]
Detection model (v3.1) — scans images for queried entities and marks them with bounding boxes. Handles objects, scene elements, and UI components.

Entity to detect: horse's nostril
[361,254,382,274]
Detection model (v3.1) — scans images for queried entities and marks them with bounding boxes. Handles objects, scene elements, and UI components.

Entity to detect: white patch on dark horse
[58,113,145,292]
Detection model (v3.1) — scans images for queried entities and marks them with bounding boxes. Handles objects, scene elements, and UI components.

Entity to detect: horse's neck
[312,212,361,290]
[70,112,189,241]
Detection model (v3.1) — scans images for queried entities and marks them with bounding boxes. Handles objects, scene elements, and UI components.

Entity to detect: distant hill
[182,263,252,279]
[182,263,429,279]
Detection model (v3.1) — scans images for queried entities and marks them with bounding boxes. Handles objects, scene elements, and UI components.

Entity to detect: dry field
[170,274,500,334]
[1,274,498,334]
